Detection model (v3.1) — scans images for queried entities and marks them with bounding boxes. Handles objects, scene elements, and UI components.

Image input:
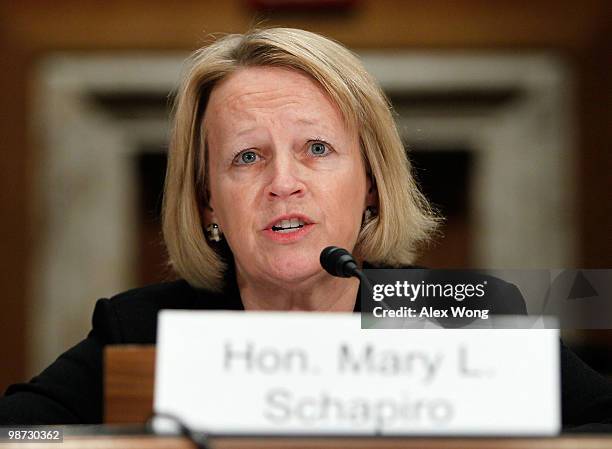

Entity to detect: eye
[308,141,331,157]
[233,150,259,165]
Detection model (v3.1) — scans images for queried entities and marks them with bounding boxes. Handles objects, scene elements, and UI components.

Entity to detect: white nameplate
[155,311,560,435]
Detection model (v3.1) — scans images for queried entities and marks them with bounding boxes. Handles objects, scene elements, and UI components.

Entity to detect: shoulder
[0,280,217,424]
[108,279,199,310]
[92,279,214,344]
[560,341,612,428]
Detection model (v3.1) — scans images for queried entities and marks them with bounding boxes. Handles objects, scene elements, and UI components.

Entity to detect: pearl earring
[364,206,378,223]
[205,223,222,242]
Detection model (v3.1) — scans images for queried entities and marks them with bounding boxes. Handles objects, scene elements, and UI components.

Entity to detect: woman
[162,27,437,308]
[0,27,610,429]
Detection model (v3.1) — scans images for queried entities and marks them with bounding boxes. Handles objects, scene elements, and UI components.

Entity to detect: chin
[265,253,322,285]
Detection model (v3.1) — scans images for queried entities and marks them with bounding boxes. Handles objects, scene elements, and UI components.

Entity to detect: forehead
[203,66,347,131]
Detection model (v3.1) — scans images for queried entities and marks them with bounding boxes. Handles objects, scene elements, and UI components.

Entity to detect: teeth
[272,218,306,231]
[275,228,300,234]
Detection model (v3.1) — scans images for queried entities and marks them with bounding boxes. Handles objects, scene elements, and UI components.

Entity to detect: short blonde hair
[162,27,439,291]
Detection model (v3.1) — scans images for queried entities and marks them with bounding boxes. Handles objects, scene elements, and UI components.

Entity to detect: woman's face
[204,66,372,286]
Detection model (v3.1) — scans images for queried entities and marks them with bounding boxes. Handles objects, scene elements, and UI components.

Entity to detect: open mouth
[271,218,306,234]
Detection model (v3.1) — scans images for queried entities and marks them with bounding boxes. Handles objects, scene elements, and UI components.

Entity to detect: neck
[237,268,359,312]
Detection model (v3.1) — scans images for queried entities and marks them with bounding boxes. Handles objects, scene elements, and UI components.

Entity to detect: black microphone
[320,246,374,299]
[320,246,393,314]
[320,246,359,278]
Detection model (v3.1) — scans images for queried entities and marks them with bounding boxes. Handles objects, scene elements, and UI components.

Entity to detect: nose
[264,152,306,200]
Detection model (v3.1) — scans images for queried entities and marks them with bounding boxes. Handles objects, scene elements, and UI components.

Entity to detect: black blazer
[1,278,612,430]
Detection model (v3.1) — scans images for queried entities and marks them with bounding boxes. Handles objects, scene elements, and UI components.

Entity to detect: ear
[201,180,217,224]
[203,205,216,227]
[202,191,218,227]
[365,171,378,208]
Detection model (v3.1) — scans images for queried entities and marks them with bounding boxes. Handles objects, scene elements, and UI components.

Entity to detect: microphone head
[320,246,358,278]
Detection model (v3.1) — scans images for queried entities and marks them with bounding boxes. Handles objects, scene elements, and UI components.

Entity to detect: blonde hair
[162,27,439,291]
